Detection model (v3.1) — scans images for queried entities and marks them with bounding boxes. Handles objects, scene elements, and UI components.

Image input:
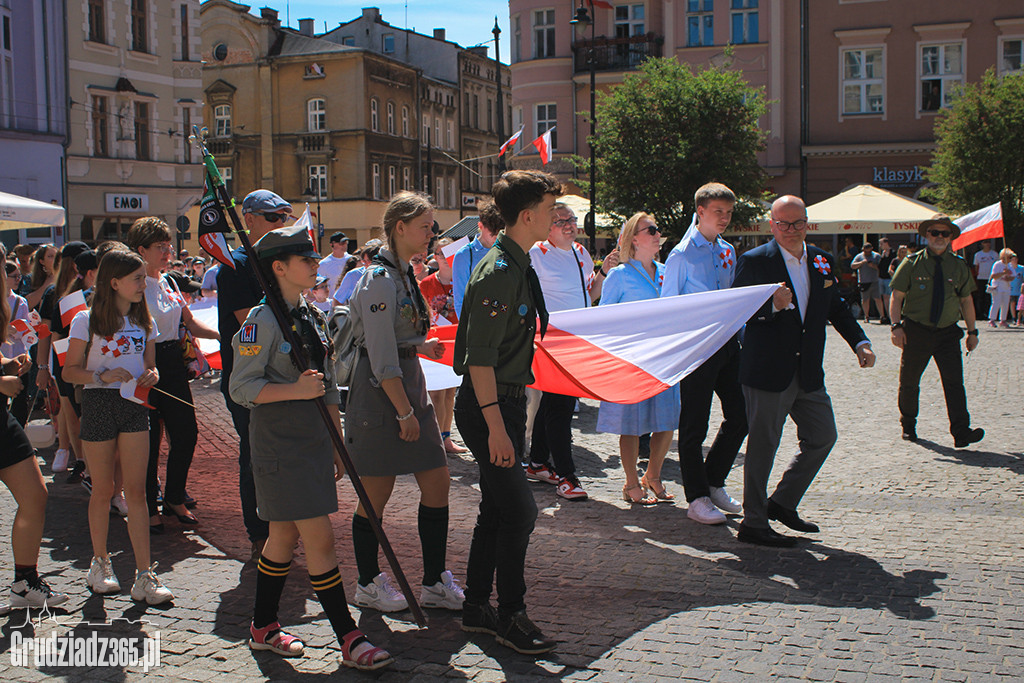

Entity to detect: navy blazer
[733,240,868,393]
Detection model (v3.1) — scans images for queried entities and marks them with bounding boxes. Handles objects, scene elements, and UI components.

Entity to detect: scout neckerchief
[496,239,548,339]
[627,260,660,295]
[372,252,430,336]
[260,295,330,372]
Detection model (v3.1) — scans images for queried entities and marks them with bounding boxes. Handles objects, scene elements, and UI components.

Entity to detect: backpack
[327,304,358,386]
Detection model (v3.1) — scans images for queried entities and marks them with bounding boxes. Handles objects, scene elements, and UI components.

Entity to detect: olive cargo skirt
[250,399,338,522]
[345,354,446,477]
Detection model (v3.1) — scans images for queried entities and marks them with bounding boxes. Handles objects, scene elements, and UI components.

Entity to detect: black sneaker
[66,460,86,484]
[496,610,556,655]
[462,602,499,635]
[954,427,984,448]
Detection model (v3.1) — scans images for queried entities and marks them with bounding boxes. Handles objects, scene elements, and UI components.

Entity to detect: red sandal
[249,621,304,657]
[340,629,393,671]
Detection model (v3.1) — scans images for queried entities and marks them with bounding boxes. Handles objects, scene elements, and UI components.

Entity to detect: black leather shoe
[954,427,984,448]
[767,500,819,533]
[737,523,798,547]
[462,601,499,636]
[901,430,917,442]
[496,610,557,655]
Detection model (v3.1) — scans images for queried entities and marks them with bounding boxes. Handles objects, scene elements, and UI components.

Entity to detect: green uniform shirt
[454,233,538,386]
[891,248,976,328]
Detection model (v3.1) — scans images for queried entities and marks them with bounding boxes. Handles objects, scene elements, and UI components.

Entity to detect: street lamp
[303,183,323,254]
[493,17,506,173]
[570,2,597,253]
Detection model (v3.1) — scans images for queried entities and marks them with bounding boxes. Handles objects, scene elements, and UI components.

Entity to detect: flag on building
[441,235,469,266]
[588,0,615,9]
[498,126,524,156]
[59,290,88,328]
[198,173,235,269]
[532,127,554,165]
[952,202,1003,251]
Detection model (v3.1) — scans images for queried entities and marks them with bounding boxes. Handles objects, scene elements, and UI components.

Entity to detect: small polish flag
[59,290,88,328]
[952,202,1003,251]
[441,235,469,266]
[120,379,155,409]
[10,319,38,346]
[532,127,554,165]
[498,126,524,157]
[52,337,70,366]
[292,204,317,250]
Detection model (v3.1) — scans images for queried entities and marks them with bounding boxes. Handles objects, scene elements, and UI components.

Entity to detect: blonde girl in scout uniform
[346,191,465,613]
[230,224,392,671]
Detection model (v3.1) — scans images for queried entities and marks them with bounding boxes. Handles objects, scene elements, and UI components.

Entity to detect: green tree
[581,57,768,239]
[927,69,1024,247]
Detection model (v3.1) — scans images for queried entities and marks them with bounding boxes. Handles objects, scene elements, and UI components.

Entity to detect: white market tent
[557,194,620,235]
[0,190,66,232]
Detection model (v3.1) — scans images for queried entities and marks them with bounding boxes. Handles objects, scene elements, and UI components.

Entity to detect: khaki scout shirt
[229,298,340,409]
[454,233,538,387]
[890,248,976,328]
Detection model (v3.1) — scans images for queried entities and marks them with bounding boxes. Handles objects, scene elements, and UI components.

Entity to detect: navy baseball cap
[242,189,292,215]
[329,232,348,243]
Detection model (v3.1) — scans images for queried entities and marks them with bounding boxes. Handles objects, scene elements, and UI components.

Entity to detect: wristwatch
[967,329,979,337]
[890,321,903,331]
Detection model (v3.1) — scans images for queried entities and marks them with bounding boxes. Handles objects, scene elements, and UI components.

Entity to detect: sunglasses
[257,212,290,223]
[927,230,952,238]
[642,225,661,236]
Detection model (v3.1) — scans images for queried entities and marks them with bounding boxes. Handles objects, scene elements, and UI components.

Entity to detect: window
[0,7,11,128]
[88,0,105,43]
[402,105,409,136]
[220,166,233,197]
[615,4,645,38]
[213,104,231,137]
[512,15,521,63]
[487,100,493,132]
[449,178,456,210]
[388,166,396,198]
[687,0,713,47]
[370,98,379,131]
[434,119,441,149]
[382,33,395,53]
[730,0,758,45]
[93,96,109,157]
[308,164,327,198]
[307,98,326,131]
[402,167,410,191]
[435,177,445,208]
[842,48,884,115]
[134,101,150,160]
[473,94,479,128]
[446,120,453,149]
[341,36,355,46]
[180,3,190,60]
[422,113,430,143]
[920,43,962,111]
[536,103,557,150]
[183,108,192,163]
[372,163,381,199]
[1002,39,1023,74]
[532,9,556,59]
[131,0,147,52]
[386,101,395,134]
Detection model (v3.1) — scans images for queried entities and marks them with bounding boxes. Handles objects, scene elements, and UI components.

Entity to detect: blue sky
[250,1,512,62]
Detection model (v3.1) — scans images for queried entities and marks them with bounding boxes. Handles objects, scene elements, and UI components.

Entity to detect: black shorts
[0,408,35,470]
[80,389,149,442]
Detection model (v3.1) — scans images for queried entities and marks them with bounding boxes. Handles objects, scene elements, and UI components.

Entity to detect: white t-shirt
[974,250,999,279]
[68,310,157,389]
[146,275,184,343]
[990,260,1013,293]
[318,253,354,300]
[529,240,596,312]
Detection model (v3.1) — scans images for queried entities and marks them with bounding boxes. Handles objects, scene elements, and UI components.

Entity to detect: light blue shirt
[600,260,665,305]
[661,220,736,297]
[333,266,365,305]
[452,235,493,318]
[1011,264,1024,298]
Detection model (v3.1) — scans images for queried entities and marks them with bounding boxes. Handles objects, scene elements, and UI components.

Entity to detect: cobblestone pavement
[1,324,1022,681]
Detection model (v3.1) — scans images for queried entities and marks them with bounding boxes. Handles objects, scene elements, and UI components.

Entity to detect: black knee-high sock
[418,504,449,586]
[310,567,358,639]
[253,556,291,629]
[351,514,380,586]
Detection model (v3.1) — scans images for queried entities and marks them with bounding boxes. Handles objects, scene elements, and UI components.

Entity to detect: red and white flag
[587,0,615,9]
[120,379,155,410]
[498,126,524,157]
[532,127,554,165]
[292,204,317,250]
[426,284,778,402]
[59,290,88,329]
[952,202,1003,251]
[441,235,469,266]
[52,337,69,367]
[10,318,49,345]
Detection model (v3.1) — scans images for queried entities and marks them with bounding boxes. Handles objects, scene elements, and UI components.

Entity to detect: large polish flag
[425,284,778,403]
[952,202,1003,251]
[532,128,554,165]
[498,126,524,157]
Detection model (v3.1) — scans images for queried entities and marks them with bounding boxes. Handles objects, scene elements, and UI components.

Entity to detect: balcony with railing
[298,134,327,154]
[207,138,233,156]
[572,33,663,73]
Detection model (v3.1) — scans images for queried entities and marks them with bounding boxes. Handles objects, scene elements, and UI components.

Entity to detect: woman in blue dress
[597,212,681,505]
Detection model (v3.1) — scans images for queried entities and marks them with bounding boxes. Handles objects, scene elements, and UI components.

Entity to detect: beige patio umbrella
[0,190,66,232]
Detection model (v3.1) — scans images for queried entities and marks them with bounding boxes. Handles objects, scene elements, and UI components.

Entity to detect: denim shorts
[80,389,149,442]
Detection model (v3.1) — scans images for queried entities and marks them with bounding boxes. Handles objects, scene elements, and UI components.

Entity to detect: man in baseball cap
[242,189,292,217]
[318,231,354,301]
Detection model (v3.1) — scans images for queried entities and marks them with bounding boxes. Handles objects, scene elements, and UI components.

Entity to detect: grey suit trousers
[741,378,838,529]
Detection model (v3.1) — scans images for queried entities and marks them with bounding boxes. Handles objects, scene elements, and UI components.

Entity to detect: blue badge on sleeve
[240,324,257,344]
[518,304,528,315]
[279,341,291,354]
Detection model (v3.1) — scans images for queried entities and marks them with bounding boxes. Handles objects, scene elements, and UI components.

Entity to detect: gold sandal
[640,474,675,502]
[622,484,657,506]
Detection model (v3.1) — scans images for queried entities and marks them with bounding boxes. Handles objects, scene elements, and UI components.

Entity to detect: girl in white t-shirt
[64,250,173,605]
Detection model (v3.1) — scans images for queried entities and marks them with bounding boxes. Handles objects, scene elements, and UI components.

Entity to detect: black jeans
[528,392,577,478]
[678,339,748,502]
[898,320,971,438]
[146,342,198,516]
[223,386,269,543]
[455,381,538,613]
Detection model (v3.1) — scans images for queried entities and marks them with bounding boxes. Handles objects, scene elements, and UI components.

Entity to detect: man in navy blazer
[732,195,875,547]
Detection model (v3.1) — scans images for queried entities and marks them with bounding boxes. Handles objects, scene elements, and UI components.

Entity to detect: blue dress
[596,261,681,435]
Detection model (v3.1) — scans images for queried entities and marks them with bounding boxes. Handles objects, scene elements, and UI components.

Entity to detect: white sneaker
[709,486,742,514]
[52,449,69,473]
[420,570,465,611]
[353,572,408,612]
[10,576,69,609]
[110,492,129,517]
[130,563,174,605]
[687,496,727,525]
[86,556,121,595]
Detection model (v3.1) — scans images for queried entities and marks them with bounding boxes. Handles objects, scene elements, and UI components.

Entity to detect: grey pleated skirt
[344,354,446,477]
[250,399,338,522]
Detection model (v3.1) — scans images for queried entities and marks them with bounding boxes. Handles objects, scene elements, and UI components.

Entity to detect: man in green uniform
[890,216,984,447]
[453,170,561,655]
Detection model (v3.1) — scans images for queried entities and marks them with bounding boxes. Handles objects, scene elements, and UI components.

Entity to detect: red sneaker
[556,476,588,500]
[524,463,559,485]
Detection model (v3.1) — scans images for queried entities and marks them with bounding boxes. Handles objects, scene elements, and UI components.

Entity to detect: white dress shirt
[779,243,809,322]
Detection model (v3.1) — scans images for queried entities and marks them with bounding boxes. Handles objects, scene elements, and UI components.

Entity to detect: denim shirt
[662,220,736,297]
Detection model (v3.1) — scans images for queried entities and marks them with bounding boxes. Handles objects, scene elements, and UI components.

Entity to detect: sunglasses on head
[642,225,661,236]
[257,212,290,223]
[928,229,952,238]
